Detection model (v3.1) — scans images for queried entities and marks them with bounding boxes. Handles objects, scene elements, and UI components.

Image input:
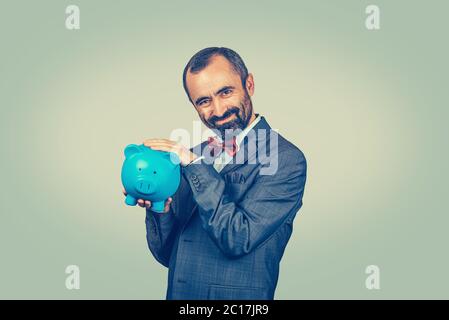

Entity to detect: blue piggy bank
[121,144,181,213]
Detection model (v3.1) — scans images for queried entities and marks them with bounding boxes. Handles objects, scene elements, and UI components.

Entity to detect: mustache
[209,107,240,125]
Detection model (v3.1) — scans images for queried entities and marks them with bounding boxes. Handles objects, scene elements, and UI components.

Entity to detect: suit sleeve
[181,148,307,258]
[145,178,193,268]
[145,207,178,268]
[145,148,202,267]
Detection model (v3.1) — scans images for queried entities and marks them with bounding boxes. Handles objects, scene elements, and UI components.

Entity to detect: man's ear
[124,144,141,158]
[245,73,255,96]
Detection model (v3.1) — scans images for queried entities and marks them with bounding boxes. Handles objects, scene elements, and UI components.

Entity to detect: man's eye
[198,99,210,107]
[222,89,232,96]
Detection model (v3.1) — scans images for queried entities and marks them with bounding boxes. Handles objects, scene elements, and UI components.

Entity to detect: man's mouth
[215,113,235,125]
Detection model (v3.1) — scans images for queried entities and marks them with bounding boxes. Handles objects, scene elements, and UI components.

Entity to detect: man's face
[185,55,255,138]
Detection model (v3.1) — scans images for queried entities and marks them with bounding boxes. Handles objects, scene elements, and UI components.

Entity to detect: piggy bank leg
[125,194,137,206]
[151,200,166,213]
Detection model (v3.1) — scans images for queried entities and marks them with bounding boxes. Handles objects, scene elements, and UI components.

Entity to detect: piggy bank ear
[124,144,141,158]
[164,152,181,166]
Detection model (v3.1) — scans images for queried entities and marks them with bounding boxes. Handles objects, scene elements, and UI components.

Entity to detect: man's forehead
[186,55,241,98]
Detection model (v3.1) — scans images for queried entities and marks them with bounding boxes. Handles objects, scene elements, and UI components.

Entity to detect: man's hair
[182,47,249,103]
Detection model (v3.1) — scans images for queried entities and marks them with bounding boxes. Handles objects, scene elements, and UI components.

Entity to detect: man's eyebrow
[215,86,235,95]
[194,86,235,105]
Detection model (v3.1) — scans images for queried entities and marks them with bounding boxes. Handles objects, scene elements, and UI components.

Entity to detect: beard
[202,92,254,140]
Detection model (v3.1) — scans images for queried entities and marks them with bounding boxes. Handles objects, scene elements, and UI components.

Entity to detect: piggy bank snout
[135,178,157,195]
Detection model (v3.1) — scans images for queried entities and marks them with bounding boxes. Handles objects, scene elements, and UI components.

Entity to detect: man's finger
[144,142,175,148]
[143,140,168,147]
[144,141,176,148]
[145,145,175,152]
[164,197,173,212]
[144,138,172,144]
[144,200,151,208]
[144,140,173,144]
[137,199,145,207]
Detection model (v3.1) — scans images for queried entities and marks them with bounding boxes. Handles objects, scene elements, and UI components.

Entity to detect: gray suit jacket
[145,116,307,299]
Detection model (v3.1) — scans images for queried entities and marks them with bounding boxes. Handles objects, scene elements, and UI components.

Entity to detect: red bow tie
[207,136,239,157]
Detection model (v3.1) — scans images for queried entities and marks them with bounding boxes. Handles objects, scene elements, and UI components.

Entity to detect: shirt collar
[235,113,261,147]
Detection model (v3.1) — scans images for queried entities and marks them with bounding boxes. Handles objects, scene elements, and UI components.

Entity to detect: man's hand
[143,138,197,166]
[122,189,172,213]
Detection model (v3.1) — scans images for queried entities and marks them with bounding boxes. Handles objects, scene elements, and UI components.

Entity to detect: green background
[1,0,448,299]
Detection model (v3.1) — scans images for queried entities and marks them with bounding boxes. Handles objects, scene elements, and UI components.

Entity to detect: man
[126,47,307,299]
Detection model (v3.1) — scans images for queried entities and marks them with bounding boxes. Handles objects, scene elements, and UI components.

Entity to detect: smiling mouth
[216,113,235,125]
